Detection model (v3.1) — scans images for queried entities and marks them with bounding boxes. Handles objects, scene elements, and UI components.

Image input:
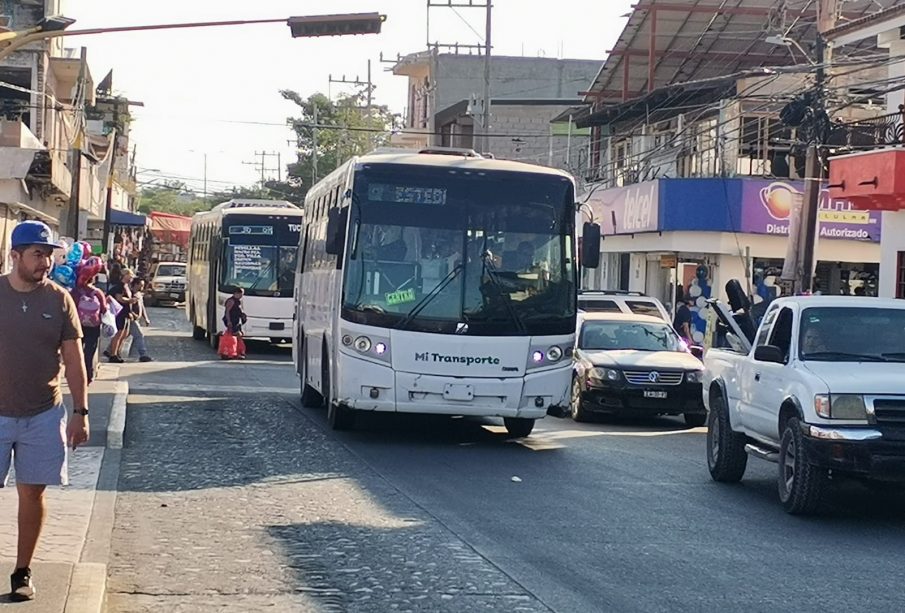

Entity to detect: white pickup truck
[703,295,905,514]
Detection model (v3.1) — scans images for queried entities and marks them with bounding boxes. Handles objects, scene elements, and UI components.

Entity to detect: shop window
[898,252,905,299]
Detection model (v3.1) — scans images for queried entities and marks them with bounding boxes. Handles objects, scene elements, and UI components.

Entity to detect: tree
[136,182,210,216]
[280,90,399,203]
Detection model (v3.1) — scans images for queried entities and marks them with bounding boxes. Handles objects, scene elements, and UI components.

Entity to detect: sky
[66,0,632,195]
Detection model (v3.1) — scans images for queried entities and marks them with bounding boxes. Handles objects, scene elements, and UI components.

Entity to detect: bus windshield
[342,165,576,336]
[218,218,299,297]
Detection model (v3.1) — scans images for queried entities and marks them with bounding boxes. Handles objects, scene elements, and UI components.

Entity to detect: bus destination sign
[230,225,274,236]
[368,184,447,206]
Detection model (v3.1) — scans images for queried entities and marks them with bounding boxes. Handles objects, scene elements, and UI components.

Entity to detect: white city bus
[187,199,303,347]
[294,150,593,435]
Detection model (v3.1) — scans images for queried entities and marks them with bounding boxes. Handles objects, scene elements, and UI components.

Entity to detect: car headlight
[815,394,867,419]
[151,282,164,290]
[685,371,704,383]
[547,346,563,362]
[591,367,621,382]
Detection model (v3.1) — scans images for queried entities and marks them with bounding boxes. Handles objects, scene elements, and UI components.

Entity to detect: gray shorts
[0,404,68,487]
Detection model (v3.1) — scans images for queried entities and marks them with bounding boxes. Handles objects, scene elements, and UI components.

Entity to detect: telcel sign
[586,180,660,235]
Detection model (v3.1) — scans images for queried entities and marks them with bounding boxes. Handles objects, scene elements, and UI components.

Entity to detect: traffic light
[287,13,385,38]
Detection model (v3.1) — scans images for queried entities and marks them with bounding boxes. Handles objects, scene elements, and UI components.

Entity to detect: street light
[0,13,74,44]
[765,35,816,66]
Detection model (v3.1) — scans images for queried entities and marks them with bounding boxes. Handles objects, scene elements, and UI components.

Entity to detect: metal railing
[829,106,905,149]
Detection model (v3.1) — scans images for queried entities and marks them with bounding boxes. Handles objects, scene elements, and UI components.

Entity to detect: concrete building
[0,4,141,270]
[391,52,599,170]
[573,0,897,339]
[824,5,905,299]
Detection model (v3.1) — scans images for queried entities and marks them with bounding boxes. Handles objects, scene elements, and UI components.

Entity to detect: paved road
[107,306,905,612]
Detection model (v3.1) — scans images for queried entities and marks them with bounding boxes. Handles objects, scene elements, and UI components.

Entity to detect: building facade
[391,51,599,170]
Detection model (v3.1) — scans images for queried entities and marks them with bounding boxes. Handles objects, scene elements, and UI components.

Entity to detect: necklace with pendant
[21,299,28,313]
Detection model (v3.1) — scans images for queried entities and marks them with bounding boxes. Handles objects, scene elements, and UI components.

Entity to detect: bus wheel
[323,358,354,430]
[299,342,322,408]
[192,325,206,341]
[504,417,535,438]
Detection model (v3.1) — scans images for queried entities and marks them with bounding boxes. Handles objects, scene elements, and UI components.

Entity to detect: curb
[107,383,128,450]
[65,381,128,613]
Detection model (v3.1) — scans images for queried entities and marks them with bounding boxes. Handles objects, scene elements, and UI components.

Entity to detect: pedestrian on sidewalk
[105,268,137,363]
[0,221,90,602]
[71,270,108,384]
[127,278,153,363]
[219,287,247,360]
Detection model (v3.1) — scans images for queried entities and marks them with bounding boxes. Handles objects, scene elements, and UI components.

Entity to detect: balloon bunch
[50,240,104,289]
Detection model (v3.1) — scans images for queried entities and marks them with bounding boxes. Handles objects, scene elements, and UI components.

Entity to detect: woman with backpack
[71,271,108,384]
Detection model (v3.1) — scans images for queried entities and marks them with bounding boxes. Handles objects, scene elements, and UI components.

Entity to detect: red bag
[218,332,238,358]
[218,332,247,359]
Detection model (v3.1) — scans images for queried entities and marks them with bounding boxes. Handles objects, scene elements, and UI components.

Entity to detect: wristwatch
[73,408,89,416]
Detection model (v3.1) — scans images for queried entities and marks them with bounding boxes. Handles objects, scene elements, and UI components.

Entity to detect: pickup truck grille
[873,399,905,425]
[623,370,684,386]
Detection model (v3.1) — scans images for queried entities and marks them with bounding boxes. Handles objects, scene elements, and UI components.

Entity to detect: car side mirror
[325,207,348,256]
[581,221,600,269]
[689,345,704,360]
[754,345,784,364]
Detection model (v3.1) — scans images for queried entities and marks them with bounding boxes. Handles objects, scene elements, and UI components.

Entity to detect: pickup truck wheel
[778,417,827,514]
[706,394,748,482]
[504,417,535,438]
[684,412,707,428]
[570,378,591,423]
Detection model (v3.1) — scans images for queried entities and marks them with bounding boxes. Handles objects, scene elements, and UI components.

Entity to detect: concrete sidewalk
[0,371,127,613]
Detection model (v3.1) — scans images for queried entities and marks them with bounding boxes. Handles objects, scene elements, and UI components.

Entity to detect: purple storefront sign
[740,179,881,242]
[586,180,659,235]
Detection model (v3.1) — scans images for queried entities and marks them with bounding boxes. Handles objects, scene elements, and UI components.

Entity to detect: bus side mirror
[325,207,348,256]
[581,222,600,269]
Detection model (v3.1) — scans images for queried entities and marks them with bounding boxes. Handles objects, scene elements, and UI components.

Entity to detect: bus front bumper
[241,316,293,339]
[335,358,570,419]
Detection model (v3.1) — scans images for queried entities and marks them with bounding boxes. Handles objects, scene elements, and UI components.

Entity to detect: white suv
[577,290,670,322]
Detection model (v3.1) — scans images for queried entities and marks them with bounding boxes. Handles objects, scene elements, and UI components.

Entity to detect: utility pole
[65,46,87,240]
[481,1,492,154]
[101,132,119,254]
[794,0,834,293]
[312,103,319,186]
[242,151,281,187]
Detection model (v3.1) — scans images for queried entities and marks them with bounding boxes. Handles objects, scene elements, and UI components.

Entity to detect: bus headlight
[342,335,354,347]
[354,336,372,352]
[374,342,387,355]
[547,346,563,362]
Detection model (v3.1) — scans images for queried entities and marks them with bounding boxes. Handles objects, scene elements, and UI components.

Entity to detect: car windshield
[156,265,185,277]
[799,307,905,362]
[580,320,683,352]
[341,165,576,336]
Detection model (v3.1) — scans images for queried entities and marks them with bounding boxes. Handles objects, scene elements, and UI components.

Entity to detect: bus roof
[355,152,574,180]
[193,199,303,222]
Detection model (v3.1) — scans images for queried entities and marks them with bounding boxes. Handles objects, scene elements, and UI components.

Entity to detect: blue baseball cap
[11,220,59,249]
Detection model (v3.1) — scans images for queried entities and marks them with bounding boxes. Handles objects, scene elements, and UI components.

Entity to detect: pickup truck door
[747,306,795,441]
[737,306,778,432]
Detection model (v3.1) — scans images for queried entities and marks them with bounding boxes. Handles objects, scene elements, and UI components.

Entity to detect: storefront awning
[110,208,147,227]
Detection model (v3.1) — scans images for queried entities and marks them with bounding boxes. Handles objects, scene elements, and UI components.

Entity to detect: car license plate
[644,391,668,399]
[443,384,474,401]
[169,293,180,299]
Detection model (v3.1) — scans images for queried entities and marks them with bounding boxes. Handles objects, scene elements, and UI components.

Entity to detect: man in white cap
[0,220,90,601]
